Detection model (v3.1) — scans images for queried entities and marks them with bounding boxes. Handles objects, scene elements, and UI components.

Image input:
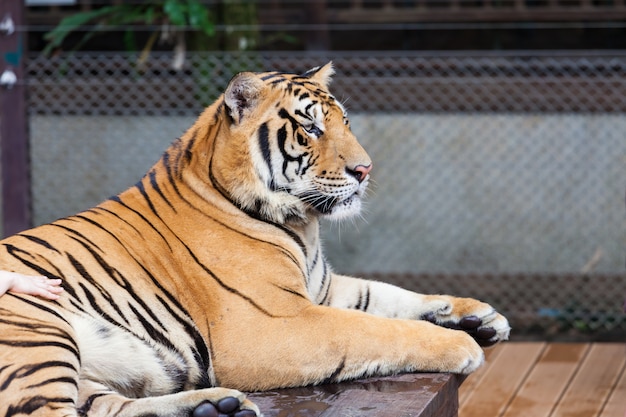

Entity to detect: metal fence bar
[25,50,626,115]
[22,50,626,340]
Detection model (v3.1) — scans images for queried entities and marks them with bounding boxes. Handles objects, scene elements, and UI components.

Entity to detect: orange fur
[0,64,508,417]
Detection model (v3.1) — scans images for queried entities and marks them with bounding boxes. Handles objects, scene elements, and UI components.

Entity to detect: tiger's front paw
[193,396,259,417]
[182,389,260,417]
[421,296,510,347]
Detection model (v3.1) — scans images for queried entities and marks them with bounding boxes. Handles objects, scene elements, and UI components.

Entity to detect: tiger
[0,63,510,417]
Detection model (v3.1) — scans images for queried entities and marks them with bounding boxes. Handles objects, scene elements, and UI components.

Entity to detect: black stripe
[278,108,299,131]
[77,280,129,327]
[107,196,173,252]
[296,132,308,147]
[207,130,309,261]
[67,249,127,322]
[362,287,371,312]
[3,244,63,279]
[178,239,277,317]
[214,100,225,122]
[304,101,317,112]
[277,125,290,177]
[26,376,77,390]
[149,169,177,213]
[0,339,79,356]
[355,286,371,312]
[321,357,346,385]
[165,139,185,180]
[69,235,167,330]
[234,205,308,260]
[307,246,320,280]
[157,294,211,385]
[0,311,75,344]
[55,217,104,252]
[258,123,274,186]
[201,316,216,388]
[260,72,283,81]
[162,150,188,203]
[182,128,198,166]
[355,289,363,311]
[1,361,78,390]
[128,303,181,355]
[77,393,108,416]
[274,284,308,300]
[270,78,289,86]
[134,180,160,218]
[88,207,142,241]
[77,211,177,318]
[15,233,61,254]
[65,234,127,289]
[319,263,332,305]
[276,122,306,179]
[7,395,74,416]
[5,292,74,328]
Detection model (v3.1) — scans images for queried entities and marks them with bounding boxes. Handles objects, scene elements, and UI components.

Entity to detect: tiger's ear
[303,62,335,89]
[224,72,265,125]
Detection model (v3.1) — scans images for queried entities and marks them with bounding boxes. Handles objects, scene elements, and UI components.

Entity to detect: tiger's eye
[305,125,323,137]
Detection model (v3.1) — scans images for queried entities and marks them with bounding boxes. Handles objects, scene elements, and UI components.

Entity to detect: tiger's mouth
[324,191,364,220]
[289,173,368,220]
[299,183,366,220]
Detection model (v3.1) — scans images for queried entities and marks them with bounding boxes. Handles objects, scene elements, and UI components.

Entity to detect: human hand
[2,271,63,300]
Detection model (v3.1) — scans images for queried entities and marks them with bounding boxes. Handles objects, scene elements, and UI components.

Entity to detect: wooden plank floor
[460,342,626,417]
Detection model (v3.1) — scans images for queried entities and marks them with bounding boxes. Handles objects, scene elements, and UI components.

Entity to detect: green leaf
[187,0,214,36]
[144,6,156,25]
[107,7,149,26]
[123,29,137,52]
[43,6,119,50]
[164,0,187,27]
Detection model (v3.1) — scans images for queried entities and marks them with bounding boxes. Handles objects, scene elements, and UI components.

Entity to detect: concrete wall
[29,113,626,275]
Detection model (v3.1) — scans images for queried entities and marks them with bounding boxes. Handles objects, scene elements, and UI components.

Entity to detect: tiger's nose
[347,164,372,183]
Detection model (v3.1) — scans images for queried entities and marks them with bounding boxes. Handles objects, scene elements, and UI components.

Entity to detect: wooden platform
[460,342,626,417]
[246,343,626,417]
[248,372,464,417]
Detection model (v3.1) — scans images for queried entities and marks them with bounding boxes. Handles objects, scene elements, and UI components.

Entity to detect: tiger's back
[0,64,510,417]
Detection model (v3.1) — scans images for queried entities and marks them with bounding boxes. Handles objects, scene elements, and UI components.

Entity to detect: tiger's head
[204,63,372,225]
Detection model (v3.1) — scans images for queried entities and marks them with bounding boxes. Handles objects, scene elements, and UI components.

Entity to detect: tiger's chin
[320,195,363,221]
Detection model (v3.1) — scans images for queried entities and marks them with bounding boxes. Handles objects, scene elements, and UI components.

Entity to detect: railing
[22,50,626,340]
[260,0,626,23]
[26,50,626,114]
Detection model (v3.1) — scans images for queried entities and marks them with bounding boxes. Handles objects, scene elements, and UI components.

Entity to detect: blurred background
[1,0,625,340]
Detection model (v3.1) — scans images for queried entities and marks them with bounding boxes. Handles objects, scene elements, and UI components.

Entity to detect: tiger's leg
[212,303,485,391]
[318,273,510,347]
[0,296,80,417]
[77,380,259,417]
[68,315,261,417]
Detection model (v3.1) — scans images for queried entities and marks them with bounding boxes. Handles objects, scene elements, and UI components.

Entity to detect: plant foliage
[43,1,215,55]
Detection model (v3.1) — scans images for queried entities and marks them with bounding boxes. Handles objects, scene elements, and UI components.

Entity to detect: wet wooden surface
[460,342,626,417]
[245,343,625,417]
[247,373,465,417]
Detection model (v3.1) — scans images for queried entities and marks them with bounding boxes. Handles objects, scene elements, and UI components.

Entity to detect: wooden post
[0,0,31,236]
